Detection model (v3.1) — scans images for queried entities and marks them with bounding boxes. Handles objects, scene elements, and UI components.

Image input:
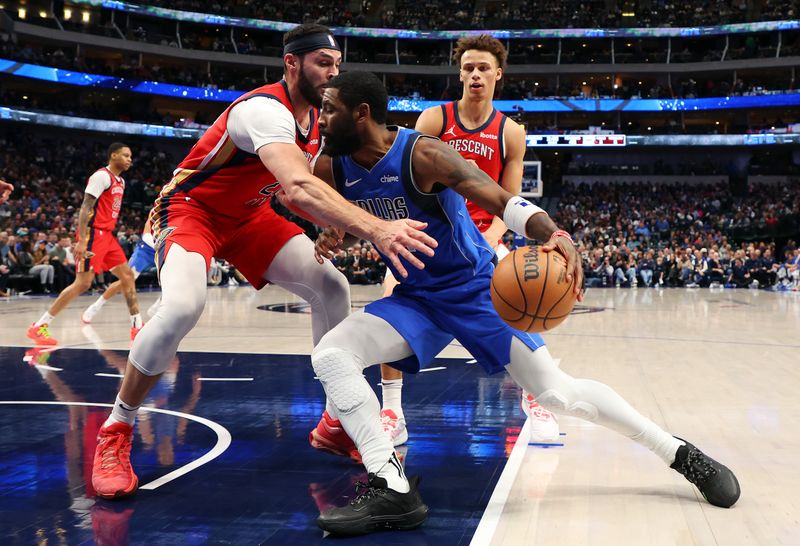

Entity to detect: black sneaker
[670,438,740,508]
[315,474,428,536]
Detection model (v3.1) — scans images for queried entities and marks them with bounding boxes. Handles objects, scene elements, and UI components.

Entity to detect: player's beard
[298,59,323,108]
[321,119,361,156]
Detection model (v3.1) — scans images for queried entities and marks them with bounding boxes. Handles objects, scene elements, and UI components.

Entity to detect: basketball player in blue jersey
[291,71,739,536]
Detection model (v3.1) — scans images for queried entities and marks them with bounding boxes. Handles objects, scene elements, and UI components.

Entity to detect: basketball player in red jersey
[370,35,564,448]
[27,143,143,346]
[90,23,436,500]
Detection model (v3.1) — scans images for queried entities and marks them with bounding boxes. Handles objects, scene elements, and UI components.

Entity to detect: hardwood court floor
[1,285,798,545]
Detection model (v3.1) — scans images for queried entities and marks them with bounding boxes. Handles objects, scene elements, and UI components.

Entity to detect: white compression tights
[130,235,351,376]
[130,243,207,376]
[264,235,351,346]
[505,338,682,464]
[313,311,682,475]
[312,310,414,475]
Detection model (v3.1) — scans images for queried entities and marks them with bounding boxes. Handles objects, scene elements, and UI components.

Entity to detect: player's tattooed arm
[73,193,97,263]
[413,137,557,240]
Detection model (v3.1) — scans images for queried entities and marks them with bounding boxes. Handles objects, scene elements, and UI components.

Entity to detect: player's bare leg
[110,262,143,339]
[27,270,94,345]
[81,278,125,324]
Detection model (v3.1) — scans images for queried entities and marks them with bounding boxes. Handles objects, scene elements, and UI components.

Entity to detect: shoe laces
[530,405,554,420]
[675,448,717,485]
[525,398,554,420]
[350,479,384,507]
[98,431,131,471]
[380,413,397,430]
[37,325,52,338]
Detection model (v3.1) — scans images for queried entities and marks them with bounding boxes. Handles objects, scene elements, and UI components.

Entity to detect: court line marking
[469,418,531,546]
[197,377,253,382]
[94,373,124,378]
[32,364,63,372]
[0,401,232,491]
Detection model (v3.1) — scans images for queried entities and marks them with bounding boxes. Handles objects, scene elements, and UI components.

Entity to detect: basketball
[490,245,577,333]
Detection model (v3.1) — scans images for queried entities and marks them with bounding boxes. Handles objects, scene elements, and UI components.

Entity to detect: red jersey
[156,81,320,222]
[87,167,125,231]
[438,101,508,229]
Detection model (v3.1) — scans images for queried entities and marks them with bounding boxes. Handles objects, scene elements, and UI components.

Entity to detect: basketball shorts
[152,198,303,289]
[365,272,545,375]
[77,228,127,274]
[128,240,156,276]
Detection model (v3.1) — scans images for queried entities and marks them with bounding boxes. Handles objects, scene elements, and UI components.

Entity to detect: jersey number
[244,182,280,208]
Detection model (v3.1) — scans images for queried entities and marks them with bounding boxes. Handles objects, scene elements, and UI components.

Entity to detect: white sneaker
[380,409,408,447]
[521,390,560,444]
[81,305,99,324]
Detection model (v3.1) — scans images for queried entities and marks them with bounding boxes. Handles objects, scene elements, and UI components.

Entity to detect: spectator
[727,258,750,288]
[48,235,76,291]
[638,250,655,287]
[30,239,55,292]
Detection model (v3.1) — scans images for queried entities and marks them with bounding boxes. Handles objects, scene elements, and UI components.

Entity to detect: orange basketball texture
[490,245,577,333]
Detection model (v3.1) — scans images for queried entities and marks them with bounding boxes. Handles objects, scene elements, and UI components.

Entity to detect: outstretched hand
[372,219,437,278]
[541,232,584,301]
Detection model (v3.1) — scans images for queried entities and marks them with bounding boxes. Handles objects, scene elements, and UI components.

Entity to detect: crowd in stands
[127,0,796,30]
[3,132,798,296]
[552,181,800,290]
[0,133,173,295]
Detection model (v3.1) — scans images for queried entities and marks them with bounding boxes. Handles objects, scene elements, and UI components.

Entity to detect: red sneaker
[92,422,139,499]
[130,326,141,341]
[26,323,58,346]
[309,410,362,464]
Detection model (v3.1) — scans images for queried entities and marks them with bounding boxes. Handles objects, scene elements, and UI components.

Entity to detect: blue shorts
[129,241,156,275]
[365,273,545,375]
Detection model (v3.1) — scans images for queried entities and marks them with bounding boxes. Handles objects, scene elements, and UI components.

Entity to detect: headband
[283,32,341,56]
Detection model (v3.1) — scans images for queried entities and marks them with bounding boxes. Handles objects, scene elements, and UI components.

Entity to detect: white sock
[93,295,108,309]
[633,425,685,465]
[104,394,140,427]
[130,313,143,329]
[35,312,55,327]
[376,452,409,493]
[380,379,404,419]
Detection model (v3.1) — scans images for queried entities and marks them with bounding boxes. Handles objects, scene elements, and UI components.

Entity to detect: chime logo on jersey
[352,196,409,219]
[447,139,495,160]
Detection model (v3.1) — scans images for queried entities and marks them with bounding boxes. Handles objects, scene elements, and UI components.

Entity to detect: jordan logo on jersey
[444,125,458,138]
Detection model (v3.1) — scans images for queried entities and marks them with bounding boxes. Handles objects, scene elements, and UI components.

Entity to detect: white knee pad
[536,389,599,422]
[312,348,371,415]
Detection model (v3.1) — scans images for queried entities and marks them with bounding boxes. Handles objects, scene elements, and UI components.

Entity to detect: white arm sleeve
[227,97,297,154]
[85,170,111,198]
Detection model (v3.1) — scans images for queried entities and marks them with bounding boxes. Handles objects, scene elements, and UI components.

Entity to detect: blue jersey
[331,127,544,374]
[332,127,496,289]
